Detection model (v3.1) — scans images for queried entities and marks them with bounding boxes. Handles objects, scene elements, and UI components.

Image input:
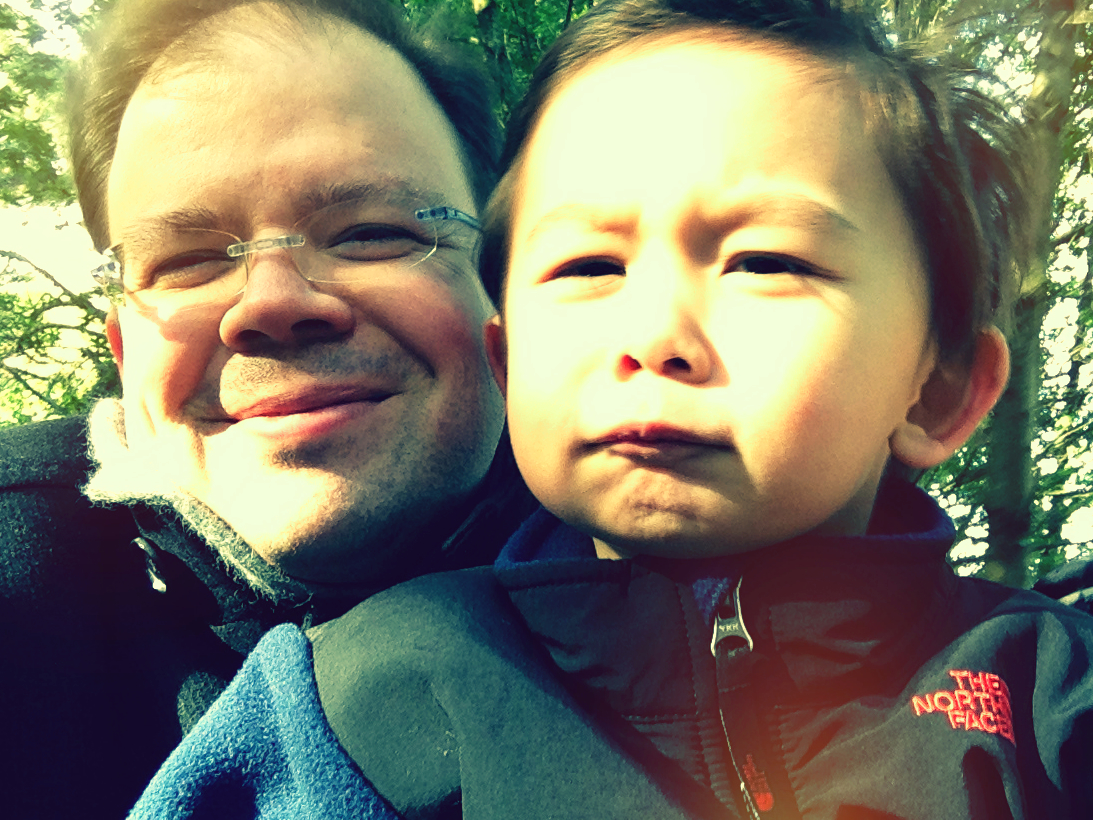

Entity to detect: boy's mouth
[594,422,723,446]
[590,423,733,463]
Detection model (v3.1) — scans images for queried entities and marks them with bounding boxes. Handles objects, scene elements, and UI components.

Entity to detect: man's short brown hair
[69,0,499,252]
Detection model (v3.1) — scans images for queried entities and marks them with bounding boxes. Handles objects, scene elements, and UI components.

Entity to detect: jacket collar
[494,480,958,711]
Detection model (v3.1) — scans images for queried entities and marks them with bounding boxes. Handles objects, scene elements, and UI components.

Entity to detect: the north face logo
[910,669,1015,746]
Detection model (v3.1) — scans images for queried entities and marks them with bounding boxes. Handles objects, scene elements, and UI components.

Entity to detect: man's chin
[225,496,420,587]
[252,530,411,589]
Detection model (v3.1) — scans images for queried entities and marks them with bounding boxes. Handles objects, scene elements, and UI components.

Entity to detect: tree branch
[0,365,65,414]
[0,249,105,319]
[1052,224,1089,248]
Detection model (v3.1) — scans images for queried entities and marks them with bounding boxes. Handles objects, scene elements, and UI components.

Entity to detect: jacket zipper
[711,576,763,820]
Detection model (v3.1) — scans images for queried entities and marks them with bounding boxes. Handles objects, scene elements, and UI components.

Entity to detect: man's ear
[105,307,124,377]
[484,314,507,397]
[891,327,1010,470]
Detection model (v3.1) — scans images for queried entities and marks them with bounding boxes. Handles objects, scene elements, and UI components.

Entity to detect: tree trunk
[983,0,1076,587]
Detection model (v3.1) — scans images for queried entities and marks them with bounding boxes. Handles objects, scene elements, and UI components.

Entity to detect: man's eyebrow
[113,205,223,256]
[113,180,460,252]
[298,180,454,218]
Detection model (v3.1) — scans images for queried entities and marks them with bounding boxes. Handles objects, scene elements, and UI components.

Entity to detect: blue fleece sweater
[129,624,397,820]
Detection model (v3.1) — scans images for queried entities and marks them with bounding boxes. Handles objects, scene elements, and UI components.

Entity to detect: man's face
[106,13,504,583]
[496,36,938,559]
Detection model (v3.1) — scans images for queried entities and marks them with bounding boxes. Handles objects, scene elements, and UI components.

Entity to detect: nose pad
[226,233,310,293]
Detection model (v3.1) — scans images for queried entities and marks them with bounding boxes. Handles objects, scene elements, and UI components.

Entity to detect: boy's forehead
[577,25,832,73]
[555,25,856,119]
[512,35,874,238]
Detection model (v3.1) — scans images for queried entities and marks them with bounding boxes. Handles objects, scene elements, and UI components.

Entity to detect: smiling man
[0,1,533,817]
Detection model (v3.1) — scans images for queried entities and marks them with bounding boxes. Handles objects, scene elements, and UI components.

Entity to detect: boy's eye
[729,254,819,277]
[553,259,626,279]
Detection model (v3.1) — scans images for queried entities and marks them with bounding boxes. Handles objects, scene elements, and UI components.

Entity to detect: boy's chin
[582,517,769,561]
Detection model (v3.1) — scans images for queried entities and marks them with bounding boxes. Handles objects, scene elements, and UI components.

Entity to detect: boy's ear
[484,315,507,398]
[891,327,1009,470]
[105,307,124,377]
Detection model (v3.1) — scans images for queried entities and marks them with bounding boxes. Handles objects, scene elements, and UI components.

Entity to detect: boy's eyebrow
[519,194,860,244]
[520,204,636,243]
[731,193,861,236]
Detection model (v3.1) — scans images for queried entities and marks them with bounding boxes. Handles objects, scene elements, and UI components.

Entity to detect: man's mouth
[230,385,395,421]
[202,384,400,444]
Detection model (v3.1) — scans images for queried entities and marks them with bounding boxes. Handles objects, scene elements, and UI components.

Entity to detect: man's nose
[218,247,355,351]
[616,260,715,384]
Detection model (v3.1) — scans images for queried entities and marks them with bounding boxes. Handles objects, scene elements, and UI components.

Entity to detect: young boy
[131,1,1093,818]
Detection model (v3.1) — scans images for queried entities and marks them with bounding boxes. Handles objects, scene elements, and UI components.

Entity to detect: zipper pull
[711,576,753,656]
[134,536,167,594]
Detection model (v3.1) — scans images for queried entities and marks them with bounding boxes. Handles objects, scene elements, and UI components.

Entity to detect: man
[0,1,533,816]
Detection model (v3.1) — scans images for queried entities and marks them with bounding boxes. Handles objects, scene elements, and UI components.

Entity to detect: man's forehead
[106,6,476,247]
[144,2,360,86]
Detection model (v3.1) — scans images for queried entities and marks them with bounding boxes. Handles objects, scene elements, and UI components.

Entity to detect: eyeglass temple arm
[415,207,481,231]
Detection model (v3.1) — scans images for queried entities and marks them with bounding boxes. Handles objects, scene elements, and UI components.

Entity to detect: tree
[0,250,116,424]
[0,0,116,425]
[0,1,78,205]
[910,0,1093,585]
[404,0,595,120]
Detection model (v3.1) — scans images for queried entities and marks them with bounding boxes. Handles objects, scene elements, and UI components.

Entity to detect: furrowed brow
[733,193,860,235]
[522,204,637,244]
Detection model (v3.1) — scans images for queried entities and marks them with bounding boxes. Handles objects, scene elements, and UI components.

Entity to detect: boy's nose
[617,272,715,384]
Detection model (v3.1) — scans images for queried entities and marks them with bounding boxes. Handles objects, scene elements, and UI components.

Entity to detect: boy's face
[493,35,940,559]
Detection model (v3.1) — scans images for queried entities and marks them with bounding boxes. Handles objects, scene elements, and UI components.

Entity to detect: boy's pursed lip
[587,423,733,464]
[592,422,727,446]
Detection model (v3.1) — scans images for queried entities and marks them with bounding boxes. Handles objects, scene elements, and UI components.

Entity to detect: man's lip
[228,385,396,421]
[591,422,729,448]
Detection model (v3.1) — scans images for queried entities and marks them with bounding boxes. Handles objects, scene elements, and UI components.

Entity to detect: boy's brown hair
[481,0,1032,365]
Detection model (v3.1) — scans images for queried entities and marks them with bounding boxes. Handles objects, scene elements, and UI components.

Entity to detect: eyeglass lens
[108,199,479,313]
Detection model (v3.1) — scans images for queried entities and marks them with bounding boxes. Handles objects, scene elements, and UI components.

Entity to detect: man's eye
[554,259,625,279]
[143,251,235,290]
[325,224,430,262]
[729,254,818,276]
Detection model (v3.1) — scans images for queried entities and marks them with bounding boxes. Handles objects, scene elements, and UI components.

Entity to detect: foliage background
[1,0,115,423]
[0,0,1089,584]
